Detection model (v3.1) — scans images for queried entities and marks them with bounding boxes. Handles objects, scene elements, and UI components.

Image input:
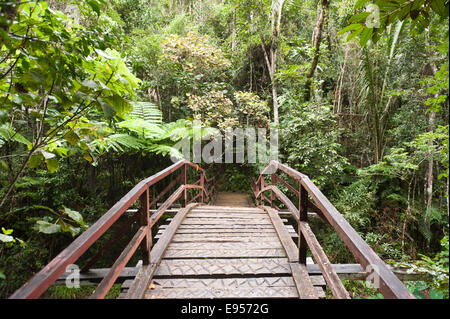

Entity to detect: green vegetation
[1,0,448,299]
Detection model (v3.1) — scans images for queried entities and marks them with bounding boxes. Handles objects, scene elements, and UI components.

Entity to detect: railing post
[255,178,260,206]
[260,176,264,205]
[139,188,151,265]
[200,173,204,203]
[270,174,275,208]
[182,163,187,207]
[298,183,308,264]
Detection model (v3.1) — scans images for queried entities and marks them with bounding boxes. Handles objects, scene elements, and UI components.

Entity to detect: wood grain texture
[262,206,318,299]
[124,203,198,299]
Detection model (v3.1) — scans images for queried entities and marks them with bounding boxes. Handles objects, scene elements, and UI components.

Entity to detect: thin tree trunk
[0,147,36,209]
[305,0,329,100]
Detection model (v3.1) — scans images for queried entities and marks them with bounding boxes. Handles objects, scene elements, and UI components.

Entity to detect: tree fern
[90,134,146,154]
[129,102,162,124]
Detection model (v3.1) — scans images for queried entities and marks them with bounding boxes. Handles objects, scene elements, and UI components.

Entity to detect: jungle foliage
[0,0,448,299]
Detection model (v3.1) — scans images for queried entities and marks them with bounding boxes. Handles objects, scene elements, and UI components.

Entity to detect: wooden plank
[154,258,292,277]
[315,287,326,298]
[90,226,147,299]
[145,286,299,299]
[168,235,281,242]
[289,263,318,299]
[178,218,272,225]
[186,212,269,218]
[194,206,261,212]
[159,223,273,229]
[306,264,431,281]
[263,207,298,262]
[156,229,297,237]
[261,207,318,299]
[162,248,286,258]
[162,224,276,229]
[149,277,297,288]
[172,235,278,243]
[124,203,198,299]
[299,221,350,299]
[54,263,426,287]
[166,241,283,250]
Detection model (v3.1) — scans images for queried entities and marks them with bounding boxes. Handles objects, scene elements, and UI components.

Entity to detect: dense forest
[0,0,448,299]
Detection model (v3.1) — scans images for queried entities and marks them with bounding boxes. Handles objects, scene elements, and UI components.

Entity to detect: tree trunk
[305,0,329,100]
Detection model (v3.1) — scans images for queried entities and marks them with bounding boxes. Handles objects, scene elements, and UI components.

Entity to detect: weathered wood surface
[122,203,323,299]
[212,192,254,207]
[262,207,318,299]
[162,248,287,258]
[299,221,350,299]
[267,160,415,299]
[154,258,292,276]
[124,203,198,299]
[55,262,426,285]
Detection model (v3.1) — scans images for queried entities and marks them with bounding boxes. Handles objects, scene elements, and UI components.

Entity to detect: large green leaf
[34,221,61,234]
[45,157,60,173]
[62,206,85,226]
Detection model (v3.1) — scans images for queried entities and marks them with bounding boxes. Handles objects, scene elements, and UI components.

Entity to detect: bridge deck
[121,193,323,299]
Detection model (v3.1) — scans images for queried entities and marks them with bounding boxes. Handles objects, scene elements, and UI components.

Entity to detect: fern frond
[146,143,183,157]
[117,119,166,139]
[129,102,162,124]
[90,134,146,154]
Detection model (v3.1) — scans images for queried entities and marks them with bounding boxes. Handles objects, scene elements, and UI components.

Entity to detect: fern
[116,119,166,139]
[90,134,146,154]
[129,102,162,124]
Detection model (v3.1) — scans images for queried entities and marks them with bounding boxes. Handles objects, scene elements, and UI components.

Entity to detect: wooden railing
[9,159,214,299]
[252,160,415,299]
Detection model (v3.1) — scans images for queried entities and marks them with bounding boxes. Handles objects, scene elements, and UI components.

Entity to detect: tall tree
[305,0,329,100]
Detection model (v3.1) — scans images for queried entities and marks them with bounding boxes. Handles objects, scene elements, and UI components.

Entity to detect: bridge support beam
[140,189,151,265]
[298,184,308,265]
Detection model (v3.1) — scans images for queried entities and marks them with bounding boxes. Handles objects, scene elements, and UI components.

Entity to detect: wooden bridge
[10,160,415,299]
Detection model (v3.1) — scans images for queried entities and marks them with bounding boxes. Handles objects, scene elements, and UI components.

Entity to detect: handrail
[10,159,213,299]
[253,160,415,299]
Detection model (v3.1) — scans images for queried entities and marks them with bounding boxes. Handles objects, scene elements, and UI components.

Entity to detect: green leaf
[430,0,447,17]
[98,97,117,118]
[62,206,84,226]
[348,12,371,23]
[2,227,13,235]
[34,221,61,234]
[33,205,57,214]
[28,153,43,169]
[45,157,59,173]
[359,27,373,47]
[346,28,364,42]
[0,233,14,243]
[83,153,93,162]
[429,289,444,299]
[64,130,80,146]
[86,0,103,15]
[355,0,371,9]
[338,23,364,35]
